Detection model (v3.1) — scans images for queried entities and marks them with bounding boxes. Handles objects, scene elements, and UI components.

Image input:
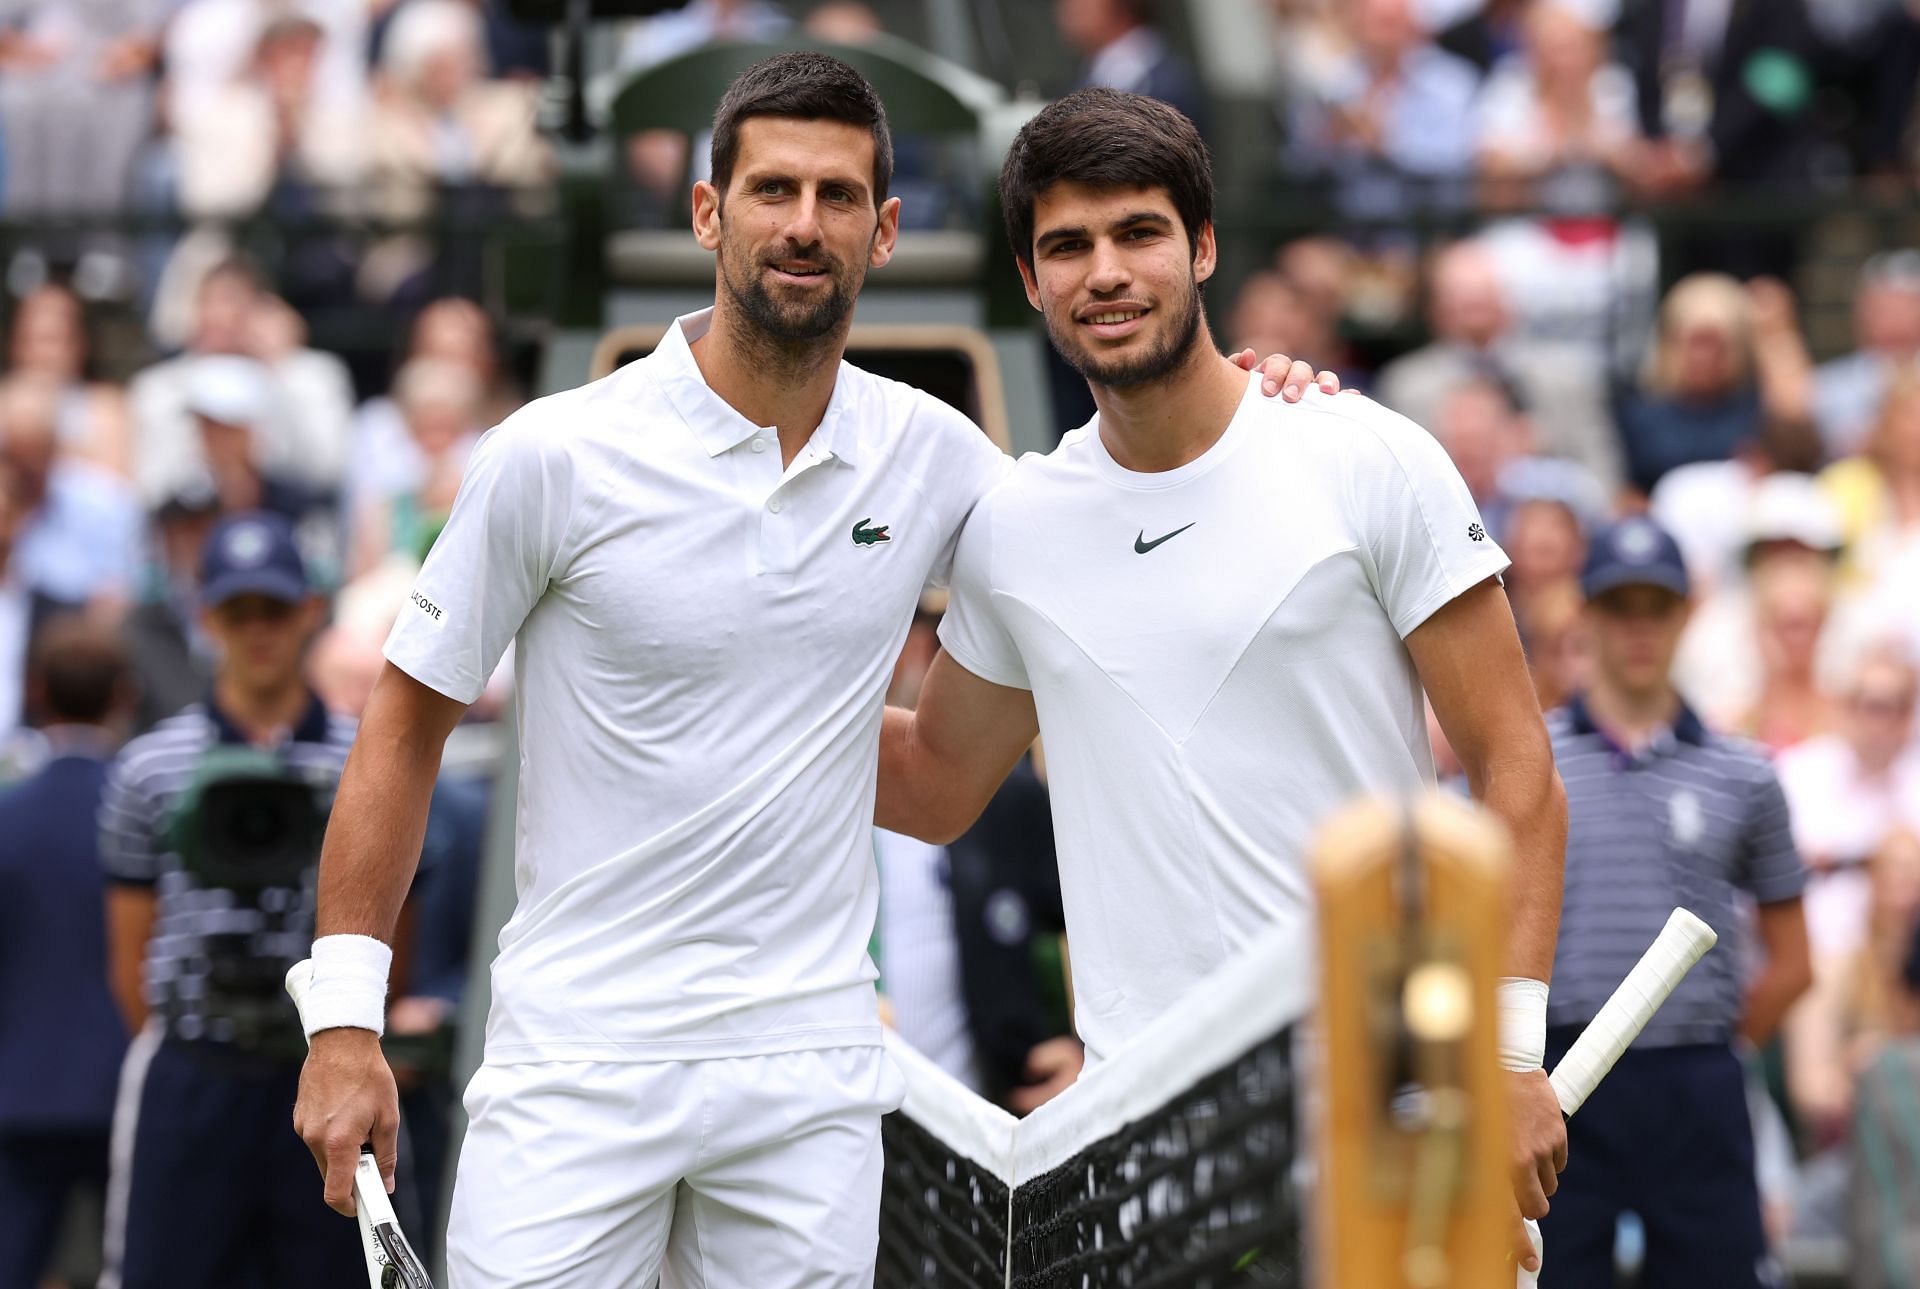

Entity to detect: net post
[1312,793,1513,1287]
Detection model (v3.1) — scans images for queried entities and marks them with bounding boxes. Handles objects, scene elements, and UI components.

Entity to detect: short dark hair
[710,52,893,205]
[999,88,1213,271]
[29,615,131,726]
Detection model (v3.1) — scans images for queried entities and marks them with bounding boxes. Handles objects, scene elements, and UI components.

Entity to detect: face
[1753,562,1829,673]
[693,117,899,345]
[203,594,322,692]
[10,288,83,379]
[413,301,493,377]
[1432,249,1506,346]
[195,273,257,354]
[1585,584,1689,695]
[1858,282,1920,355]
[1844,658,1918,770]
[1527,4,1601,83]
[1672,323,1740,398]
[1506,500,1585,590]
[1020,181,1212,390]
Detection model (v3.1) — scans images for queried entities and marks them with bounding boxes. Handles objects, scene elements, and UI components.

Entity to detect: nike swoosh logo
[1134,523,1195,554]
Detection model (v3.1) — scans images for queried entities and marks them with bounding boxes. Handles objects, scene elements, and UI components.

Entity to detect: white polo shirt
[939,376,1509,1060]
[385,309,1009,1064]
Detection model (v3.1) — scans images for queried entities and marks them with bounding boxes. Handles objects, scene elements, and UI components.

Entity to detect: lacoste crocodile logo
[852,518,891,547]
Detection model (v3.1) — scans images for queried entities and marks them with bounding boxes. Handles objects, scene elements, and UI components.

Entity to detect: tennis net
[877,929,1314,1289]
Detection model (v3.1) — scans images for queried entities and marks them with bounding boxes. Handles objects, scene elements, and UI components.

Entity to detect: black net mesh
[878,1025,1301,1289]
[879,1113,1011,1289]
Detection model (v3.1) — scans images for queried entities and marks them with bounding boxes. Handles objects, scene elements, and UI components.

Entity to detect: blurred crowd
[0,0,1919,1283]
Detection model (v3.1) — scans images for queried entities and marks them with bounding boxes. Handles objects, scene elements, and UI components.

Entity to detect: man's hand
[1227,349,1341,401]
[1006,1035,1085,1115]
[294,1027,401,1217]
[1507,1068,1566,1274]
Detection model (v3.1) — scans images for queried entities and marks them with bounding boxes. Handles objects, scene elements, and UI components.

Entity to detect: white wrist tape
[1497,977,1549,1072]
[303,934,392,1038]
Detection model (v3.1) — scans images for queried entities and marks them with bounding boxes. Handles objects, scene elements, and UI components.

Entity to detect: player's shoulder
[838,361,999,453]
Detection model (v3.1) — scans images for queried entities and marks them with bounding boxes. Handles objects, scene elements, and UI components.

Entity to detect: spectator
[1374,239,1621,490]
[97,512,367,1289]
[174,13,363,224]
[1672,471,1851,731]
[1282,0,1481,217]
[1541,515,1810,1289]
[1738,554,1840,753]
[347,297,517,511]
[1225,269,1359,391]
[183,356,327,533]
[122,483,221,734]
[129,257,356,506]
[163,0,368,137]
[1651,416,1828,599]
[0,374,142,609]
[366,0,553,222]
[0,618,133,1289]
[1058,0,1208,134]
[6,282,132,478]
[1505,495,1590,612]
[1515,576,1592,711]
[1474,0,1644,212]
[1778,642,1920,1144]
[1615,274,1814,497]
[0,0,158,293]
[1813,251,1920,460]
[1822,369,1920,595]
[1429,373,1532,532]
[347,357,480,578]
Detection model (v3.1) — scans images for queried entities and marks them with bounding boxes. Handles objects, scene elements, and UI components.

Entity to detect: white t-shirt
[385,309,1009,1064]
[1775,734,1920,962]
[939,376,1509,1060]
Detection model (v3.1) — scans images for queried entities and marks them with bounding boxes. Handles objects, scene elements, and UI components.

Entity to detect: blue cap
[199,511,310,607]
[1580,516,1690,600]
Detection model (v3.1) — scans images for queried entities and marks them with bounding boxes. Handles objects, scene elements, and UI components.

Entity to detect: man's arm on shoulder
[877,649,1038,845]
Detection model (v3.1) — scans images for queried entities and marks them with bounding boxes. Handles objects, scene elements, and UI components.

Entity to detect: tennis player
[875,88,1570,1275]
[292,56,1326,1288]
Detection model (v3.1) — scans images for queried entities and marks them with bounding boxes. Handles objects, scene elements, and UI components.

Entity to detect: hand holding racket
[1516,908,1719,1286]
[287,960,434,1289]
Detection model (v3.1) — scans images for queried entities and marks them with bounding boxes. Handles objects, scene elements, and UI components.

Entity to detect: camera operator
[98,511,366,1289]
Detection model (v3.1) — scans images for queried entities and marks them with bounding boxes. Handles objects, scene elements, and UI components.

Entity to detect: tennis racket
[285,960,435,1289]
[1518,907,1719,1286]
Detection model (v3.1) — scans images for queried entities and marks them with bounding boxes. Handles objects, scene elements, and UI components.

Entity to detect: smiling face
[1018,181,1212,390]
[693,116,899,345]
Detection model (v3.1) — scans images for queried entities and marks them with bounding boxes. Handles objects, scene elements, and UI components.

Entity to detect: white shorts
[446,1046,904,1289]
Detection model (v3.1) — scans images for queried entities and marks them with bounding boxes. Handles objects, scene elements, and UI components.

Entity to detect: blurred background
[3,0,1920,1286]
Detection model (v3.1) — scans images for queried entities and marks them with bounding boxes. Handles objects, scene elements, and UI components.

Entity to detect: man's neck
[690,296,849,467]
[213,675,312,746]
[1092,342,1252,474]
[1583,681,1681,751]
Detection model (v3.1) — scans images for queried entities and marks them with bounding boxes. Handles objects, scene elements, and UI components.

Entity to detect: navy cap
[199,511,310,607]
[1580,516,1690,600]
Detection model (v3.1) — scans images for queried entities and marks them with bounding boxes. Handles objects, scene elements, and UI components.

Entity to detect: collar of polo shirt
[1566,692,1709,753]
[655,309,864,468]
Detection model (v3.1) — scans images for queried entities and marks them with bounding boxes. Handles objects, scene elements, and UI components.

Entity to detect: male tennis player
[292,55,1327,1288]
[875,88,1570,1274]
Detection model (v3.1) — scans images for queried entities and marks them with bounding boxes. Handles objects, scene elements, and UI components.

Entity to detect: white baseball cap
[185,355,270,426]
[1744,472,1844,557]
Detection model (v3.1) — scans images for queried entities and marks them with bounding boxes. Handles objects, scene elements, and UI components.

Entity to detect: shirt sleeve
[1738,765,1808,905]
[98,751,163,887]
[1342,398,1512,639]
[936,489,1031,691]
[923,405,1016,592]
[384,412,576,705]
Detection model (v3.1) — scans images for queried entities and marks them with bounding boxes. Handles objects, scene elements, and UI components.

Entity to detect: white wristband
[1497,977,1549,1072]
[303,934,392,1038]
